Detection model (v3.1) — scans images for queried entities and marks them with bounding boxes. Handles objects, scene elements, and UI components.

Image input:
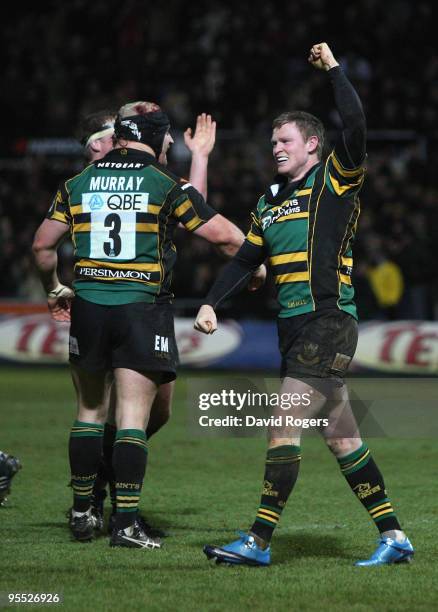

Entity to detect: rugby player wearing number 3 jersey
[33,101,266,549]
[196,43,413,567]
[78,110,221,537]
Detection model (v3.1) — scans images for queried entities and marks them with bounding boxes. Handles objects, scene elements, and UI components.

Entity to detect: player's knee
[77,404,108,424]
[268,436,300,449]
[325,437,362,457]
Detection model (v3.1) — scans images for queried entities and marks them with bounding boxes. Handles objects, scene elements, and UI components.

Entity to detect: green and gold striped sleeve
[46,183,71,224]
[171,184,216,232]
[246,211,265,248]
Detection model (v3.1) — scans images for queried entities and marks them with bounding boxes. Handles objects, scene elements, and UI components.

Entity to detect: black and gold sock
[337,443,401,533]
[101,423,117,512]
[69,420,104,512]
[250,445,301,543]
[112,429,147,530]
[93,423,117,496]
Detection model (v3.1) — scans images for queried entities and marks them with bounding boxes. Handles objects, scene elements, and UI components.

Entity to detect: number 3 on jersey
[104,213,122,257]
[82,191,150,260]
[89,210,136,259]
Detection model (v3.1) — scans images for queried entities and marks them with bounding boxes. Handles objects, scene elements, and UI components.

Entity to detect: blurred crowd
[1,0,436,319]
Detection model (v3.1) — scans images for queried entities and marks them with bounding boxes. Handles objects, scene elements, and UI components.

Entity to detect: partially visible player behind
[79,110,116,160]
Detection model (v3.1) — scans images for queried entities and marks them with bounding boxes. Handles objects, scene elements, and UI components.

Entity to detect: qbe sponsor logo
[82,191,149,212]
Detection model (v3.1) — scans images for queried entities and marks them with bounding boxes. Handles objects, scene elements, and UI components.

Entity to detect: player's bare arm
[194,215,267,288]
[185,113,216,199]
[194,213,245,257]
[32,219,74,322]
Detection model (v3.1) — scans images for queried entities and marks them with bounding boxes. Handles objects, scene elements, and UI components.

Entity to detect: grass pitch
[1,368,437,611]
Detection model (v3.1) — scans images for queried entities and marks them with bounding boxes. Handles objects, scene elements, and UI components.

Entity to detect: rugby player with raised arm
[196,43,413,567]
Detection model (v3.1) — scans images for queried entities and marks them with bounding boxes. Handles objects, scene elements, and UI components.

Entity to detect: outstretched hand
[47,284,75,322]
[184,114,216,157]
[308,42,339,71]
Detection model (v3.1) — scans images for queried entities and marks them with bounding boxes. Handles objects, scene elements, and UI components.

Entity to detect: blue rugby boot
[204,532,271,566]
[355,537,414,566]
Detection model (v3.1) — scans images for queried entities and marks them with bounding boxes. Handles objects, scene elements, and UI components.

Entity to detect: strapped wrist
[47,283,67,298]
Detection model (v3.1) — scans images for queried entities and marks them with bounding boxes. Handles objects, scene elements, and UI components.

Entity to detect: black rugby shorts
[277,309,358,385]
[69,296,178,383]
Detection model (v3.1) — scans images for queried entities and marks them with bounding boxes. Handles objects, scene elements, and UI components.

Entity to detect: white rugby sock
[382,529,406,543]
[71,507,91,519]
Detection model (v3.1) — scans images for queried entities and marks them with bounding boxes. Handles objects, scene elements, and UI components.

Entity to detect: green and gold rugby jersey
[47,148,216,305]
[246,149,364,319]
